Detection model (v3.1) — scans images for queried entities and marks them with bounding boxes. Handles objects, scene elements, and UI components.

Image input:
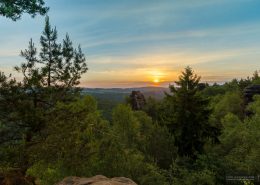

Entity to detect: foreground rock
[56,175,137,185]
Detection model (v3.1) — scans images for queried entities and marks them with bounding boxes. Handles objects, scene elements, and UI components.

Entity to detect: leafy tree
[27,96,109,184]
[212,91,244,121]
[98,104,169,185]
[111,104,176,169]
[0,0,48,20]
[143,96,161,121]
[31,103,170,185]
[214,111,260,176]
[166,66,220,159]
[111,104,139,148]
[169,162,217,185]
[202,79,242,97]
[143,122,176,169]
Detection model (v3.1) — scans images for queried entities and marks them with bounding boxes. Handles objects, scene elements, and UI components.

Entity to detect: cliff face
[56,175,137,185]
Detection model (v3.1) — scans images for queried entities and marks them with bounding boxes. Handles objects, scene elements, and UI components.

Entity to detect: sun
[149,70,166,84]
[153,78,160,83]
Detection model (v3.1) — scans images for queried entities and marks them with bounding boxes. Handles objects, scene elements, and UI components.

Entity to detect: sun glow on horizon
[150,70,166,84]
[153,78,160,83]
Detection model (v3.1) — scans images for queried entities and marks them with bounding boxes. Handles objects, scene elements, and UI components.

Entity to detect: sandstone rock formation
[56,175,137,185]
[129,91,146,110]
[244,84,260,104]
[197,83,208,91]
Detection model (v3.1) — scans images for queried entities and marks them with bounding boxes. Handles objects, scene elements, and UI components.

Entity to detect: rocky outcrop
[197,83,208,91]
[244,84,260,105]
[56,175,137,185]
[130,91,146,110]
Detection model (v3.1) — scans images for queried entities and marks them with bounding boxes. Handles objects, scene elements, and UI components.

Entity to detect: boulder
[56,175,137,185]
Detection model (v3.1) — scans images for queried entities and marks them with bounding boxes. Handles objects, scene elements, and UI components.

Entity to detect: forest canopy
[0,2,260,184]
[0,18,259,183]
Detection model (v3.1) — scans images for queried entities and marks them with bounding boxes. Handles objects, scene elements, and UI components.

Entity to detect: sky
[0,0,260,87]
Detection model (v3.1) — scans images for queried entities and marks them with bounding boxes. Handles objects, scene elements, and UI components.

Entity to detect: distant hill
[82,86,169,100]
[81,86,169,120]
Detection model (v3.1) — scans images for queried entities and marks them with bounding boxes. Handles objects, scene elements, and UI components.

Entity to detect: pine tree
[0,16,88,172]
[16,16,88,103]
[0,0,48,21]
[14,15,88,134]
[39,16,61,87]
[0,0,49,21]
[35,16,88,88]
[166,66,220,158]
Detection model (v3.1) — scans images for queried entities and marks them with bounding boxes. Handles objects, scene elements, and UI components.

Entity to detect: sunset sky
[1,0,260,87]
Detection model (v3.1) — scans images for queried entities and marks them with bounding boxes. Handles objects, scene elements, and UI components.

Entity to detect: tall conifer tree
[166,66,220,158]
[0,16,88,171]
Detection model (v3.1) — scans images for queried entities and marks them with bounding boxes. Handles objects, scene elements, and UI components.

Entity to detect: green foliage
[111,105,176,170]
[212,91,244,120]
[112,104,139,148]
[202,80,240,97]
[165,66,220,158]
[143,96,161,121]
[247,95,260,114]
[1,62,260,185]
[0,0,48,20]
[25,102,170,185]
[27,96,109,184]
[17,16,88,89]
[252,70,260,84]
[170,167,217,185]
[0,17,88,175]
[202,70,260,97]
[141,122,176,169]
[27,161,64,185]
[212,104,260,176]
[0,1,260,184]
[105,105,170,184]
